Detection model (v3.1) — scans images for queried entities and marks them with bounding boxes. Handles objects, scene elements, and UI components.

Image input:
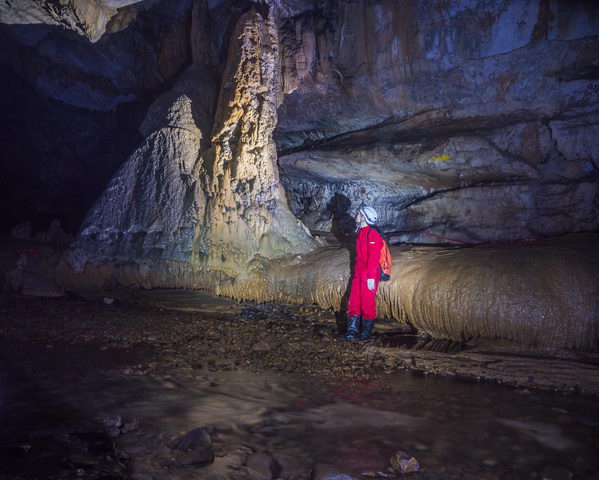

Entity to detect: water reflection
[1,340,598,479]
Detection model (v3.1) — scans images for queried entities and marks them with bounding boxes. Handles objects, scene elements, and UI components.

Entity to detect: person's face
[355,211,363,224]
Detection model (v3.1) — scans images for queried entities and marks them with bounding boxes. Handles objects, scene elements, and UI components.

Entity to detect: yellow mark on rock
[431,153,450,162]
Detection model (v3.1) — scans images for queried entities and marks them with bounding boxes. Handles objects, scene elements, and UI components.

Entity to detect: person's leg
[346,275,362,339]
[359,278,378,340]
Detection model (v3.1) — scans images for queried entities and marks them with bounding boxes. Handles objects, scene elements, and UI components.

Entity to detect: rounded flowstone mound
[223,234,599,352]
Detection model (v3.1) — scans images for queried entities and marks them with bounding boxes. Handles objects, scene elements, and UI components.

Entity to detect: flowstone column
[199,10,316,278]
[57,8,315,290]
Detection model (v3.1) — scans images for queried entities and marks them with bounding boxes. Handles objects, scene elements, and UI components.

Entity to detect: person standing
[346,206,384,340]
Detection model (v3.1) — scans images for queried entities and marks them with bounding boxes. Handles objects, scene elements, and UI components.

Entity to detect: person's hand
[367,278,375,291]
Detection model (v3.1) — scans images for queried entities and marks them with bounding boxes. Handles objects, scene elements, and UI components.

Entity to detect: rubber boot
[345,315,361,339]
[358,319,375,340]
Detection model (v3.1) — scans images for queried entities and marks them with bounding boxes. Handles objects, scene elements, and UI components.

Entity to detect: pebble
[246,452,282,479]
[177,447,214,467]
[312,463,357,480]
[122,418,140,434]
[390,451,420,474]
[101,416,122,429]
[252,340,272,352]
[176,427,212,450]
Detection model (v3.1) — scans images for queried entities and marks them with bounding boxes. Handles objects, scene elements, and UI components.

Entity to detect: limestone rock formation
[0,0,194,231]
[199,10,315,278]
[275,0,599,243]
[59,65,216,289]
[58,8,316,289]
[0,0,144,42]
[222,234,599,352]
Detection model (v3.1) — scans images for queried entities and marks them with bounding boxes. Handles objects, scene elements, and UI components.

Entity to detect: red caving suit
[347,225,384,321]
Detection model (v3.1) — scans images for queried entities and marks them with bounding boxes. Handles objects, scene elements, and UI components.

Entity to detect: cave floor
[1,292,599,479]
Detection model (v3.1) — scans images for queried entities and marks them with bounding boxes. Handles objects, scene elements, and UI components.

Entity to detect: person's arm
[366,229,383,289]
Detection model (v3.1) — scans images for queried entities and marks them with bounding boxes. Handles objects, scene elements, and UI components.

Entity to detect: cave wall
[275,0,599,243]
[0,0,195,232]
[2,0,598,242]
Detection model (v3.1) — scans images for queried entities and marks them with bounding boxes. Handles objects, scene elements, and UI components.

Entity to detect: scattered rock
[101,416,122,429]
[121,418,140,434]
[252,340,272,352]
[101,415,122,438]
[361,472,396,479]
[311,463,357,480]
[376,472,397,478]
[246,452,282,479]
[177,447,214,467]
[175,427,212,451]
[390,451,420,474]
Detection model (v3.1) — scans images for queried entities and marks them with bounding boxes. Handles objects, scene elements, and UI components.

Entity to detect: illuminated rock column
[199,9,315,278]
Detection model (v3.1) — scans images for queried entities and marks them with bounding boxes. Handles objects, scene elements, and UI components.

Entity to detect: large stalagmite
[57,9,316,290]
[199,10,315,279]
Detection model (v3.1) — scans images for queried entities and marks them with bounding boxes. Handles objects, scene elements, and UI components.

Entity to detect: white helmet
[359,206,378,225]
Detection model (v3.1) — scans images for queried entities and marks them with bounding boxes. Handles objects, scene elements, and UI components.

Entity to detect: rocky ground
[0,291,398,381]
[2,292,599,480]
[2,290,599,393]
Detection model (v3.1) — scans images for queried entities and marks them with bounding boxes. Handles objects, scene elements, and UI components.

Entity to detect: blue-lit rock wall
[276,0,599,243]
[1,0,598,243]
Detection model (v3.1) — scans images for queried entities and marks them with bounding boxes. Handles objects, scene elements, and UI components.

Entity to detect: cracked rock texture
[0,0,146,43]
[275,0,599,243]
[3,0,598,240]
[58,8,315,289]
[199,10,315,277]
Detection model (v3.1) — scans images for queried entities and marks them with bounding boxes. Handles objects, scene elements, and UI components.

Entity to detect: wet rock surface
[1,292,599,479]
[223,234,599,354]
[3,275,599,394]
